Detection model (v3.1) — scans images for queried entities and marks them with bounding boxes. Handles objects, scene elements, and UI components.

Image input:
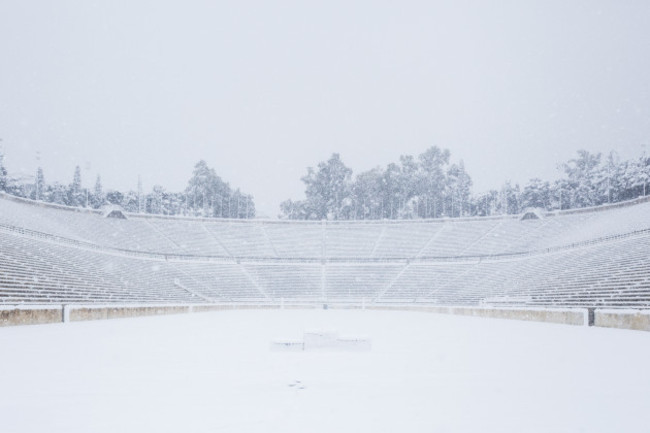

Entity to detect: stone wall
[0,306,63,327]
[1,303,649,332]
[367,305,586,326]
[67,305,191,322]
[595,309,650,331]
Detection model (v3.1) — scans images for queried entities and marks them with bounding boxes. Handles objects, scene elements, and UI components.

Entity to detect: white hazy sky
[1,1,649,217]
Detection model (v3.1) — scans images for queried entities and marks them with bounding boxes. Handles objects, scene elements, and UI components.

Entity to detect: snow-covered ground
[1,309,649,433]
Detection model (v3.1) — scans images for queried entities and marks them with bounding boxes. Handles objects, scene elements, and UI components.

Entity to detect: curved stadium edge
[1,303,649,332]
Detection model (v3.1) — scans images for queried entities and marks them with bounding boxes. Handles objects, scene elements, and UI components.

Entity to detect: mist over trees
[280,147,650,220]
[0,158,256,219]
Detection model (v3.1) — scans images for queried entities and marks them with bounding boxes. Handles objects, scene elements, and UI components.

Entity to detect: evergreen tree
[68,165,84,207]
[137,176,144,213]
[106,190,124,206]
[0,151,7,192]
[120,191,139,212]
[50,182,68,205]
[92,175,105,208]
[34,167,45,201]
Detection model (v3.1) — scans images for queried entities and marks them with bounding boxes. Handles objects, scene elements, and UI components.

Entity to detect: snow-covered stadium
[1,192,649,310]
[1,192,650,432]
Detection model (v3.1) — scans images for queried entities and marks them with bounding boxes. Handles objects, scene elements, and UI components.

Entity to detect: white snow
[0,309,649,433]
[274,328,372,352]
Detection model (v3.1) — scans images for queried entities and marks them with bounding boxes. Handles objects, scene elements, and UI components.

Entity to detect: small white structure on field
[270,329,371,352]
[335,336,372,351]
[303,329,340,350]
[269,339,304,352]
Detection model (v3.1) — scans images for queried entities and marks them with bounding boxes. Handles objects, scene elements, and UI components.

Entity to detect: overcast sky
[1,1,649,217]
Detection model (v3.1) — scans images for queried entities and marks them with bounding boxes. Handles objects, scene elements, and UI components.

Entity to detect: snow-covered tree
[279,199,310,219]
[416,146,450,218]
[351,167,384,220]
[445,160,472,217]
[121,191,139,212]
[147,185,165,214]
[562,150,602,208]
[0,151,7,192]
[50,182,68,205]
[521,178,551,210]
[106,190,124,206]
[300,153,353,220]
[186,160,234,217]
[380,163,403,219]
[91,175,105,208]
[281,146,473,220]
[501,181,521,214]
[626,155,650,198]
[33,167,45,201]
[68,166,85,207]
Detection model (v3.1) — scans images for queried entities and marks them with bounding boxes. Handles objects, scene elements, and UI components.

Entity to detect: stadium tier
[0,193,649,307]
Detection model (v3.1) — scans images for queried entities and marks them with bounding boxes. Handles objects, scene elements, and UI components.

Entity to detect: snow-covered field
[1,309,649,433]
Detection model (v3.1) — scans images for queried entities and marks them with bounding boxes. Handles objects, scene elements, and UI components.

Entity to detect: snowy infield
[1,309,649,433]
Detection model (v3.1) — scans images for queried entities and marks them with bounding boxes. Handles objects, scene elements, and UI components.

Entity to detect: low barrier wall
[367,305,587,326]
[0,303,286,327]
[65,303,285,322]
[0,305,63,327]
[67,305,192,322]
[594,309,650,332]
[0,303,648,332]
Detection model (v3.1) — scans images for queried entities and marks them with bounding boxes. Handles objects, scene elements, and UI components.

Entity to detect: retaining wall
[0,305,63,327]
[67,305,191,322]
[1,303,649,332]
[595,309,650,332]
[367,305,587,326]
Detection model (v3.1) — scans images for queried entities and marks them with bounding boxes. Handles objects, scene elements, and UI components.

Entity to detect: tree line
[0,157,256,218]
[1,147,648,220]
[280,147,650,220]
